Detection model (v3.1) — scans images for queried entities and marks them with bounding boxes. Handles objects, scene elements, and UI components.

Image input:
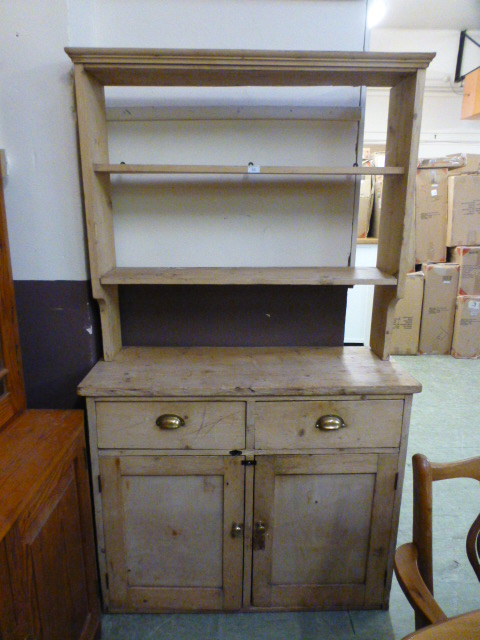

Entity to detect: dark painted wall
[120,285,348,347]
[14,281,102,409]
[15,281,348,408]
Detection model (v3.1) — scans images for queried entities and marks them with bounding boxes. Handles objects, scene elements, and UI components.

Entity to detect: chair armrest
[394,542,448,626]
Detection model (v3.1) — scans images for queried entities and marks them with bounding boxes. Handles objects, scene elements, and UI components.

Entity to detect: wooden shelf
[106,105,363,123]
[100,266,397,286]
[65,47,433,360]
[94,163,404,176]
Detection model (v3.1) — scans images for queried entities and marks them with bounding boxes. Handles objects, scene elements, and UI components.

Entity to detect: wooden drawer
[254,400,404,450]
[96,401,245,450]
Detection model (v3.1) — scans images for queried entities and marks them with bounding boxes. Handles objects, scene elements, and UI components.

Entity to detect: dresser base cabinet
[0,410,101,640]
[79,346,421,613]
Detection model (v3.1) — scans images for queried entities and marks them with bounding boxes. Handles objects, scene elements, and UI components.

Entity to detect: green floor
[101,355,480,639]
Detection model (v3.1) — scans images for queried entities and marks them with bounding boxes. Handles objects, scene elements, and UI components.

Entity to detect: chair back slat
[466,513,480,582]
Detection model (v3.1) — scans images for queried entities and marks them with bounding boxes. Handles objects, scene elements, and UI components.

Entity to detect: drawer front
[254,400,403,450]
[96,401,245,450]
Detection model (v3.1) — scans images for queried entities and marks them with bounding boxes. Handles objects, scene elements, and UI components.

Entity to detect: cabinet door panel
[125,474,224,587]
[272,472,375,585]
[100,455,244,612]
[252,454,397,609]
[9,461,92,640]
[0,538,19,639]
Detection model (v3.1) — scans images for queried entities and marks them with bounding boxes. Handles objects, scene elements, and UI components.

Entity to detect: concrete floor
[101,355,480,639]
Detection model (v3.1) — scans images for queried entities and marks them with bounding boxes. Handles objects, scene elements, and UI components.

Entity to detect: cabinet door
[0,538,21,639]
[252,454,398,609]
[7,457,99,640]
[100,455,245,612]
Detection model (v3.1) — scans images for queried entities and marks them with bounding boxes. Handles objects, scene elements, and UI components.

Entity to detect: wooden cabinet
[0,174,25,430]
[0,411,101,640]
[80,347,420,613]
[0,158,100,638]
[65,48,433,614]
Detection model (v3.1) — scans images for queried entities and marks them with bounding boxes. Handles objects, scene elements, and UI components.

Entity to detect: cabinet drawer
[254,400,403,450]
[96,401,245,450]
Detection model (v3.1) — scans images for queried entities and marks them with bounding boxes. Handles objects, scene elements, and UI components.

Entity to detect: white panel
[94,0,367,274]
[109,119,357,268]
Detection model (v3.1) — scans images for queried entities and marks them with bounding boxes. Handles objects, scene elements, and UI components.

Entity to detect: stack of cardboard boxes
[389,153,480,358]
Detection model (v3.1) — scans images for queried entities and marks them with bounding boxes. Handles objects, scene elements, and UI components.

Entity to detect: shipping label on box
[449,246,480,295]
[418,263,459,354]
[415,168,448,263]
[451,295,480,359]
[390,271,424,355]
[447,174,480,246]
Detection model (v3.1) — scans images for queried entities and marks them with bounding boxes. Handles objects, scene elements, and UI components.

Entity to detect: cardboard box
[461,69,480,120]
[447,174,480,246]
[448,246,480,295]
[447,153,480,175]
[415,168,448,263]
[418,263,460,354]
[451,295,480,359]
[390,271,424,355]
[357,173,374,238]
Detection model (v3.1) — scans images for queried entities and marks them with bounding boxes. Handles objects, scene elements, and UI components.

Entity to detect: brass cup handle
[315,415,346,431]
[156,414,185,430]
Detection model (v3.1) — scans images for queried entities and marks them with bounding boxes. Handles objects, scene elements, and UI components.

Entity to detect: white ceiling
[378,0,480,30]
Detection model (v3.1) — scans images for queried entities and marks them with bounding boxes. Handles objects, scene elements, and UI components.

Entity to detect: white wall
[91,1,367,51]
[365,29,480,157]
[0,0,87,280]
[1,0,368,282]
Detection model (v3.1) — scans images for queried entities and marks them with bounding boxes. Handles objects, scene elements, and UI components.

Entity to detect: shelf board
[100,267,397,286]
[106,105,363,122]
[357,238,379,245]
[94,163,404,176]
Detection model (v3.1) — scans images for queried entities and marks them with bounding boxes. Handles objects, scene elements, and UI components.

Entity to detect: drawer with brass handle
[254,400,403,450]
[96,401,245,450]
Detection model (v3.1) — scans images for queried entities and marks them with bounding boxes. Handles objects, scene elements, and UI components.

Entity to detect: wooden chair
[394,454,480,631]
[401,610,480,639]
